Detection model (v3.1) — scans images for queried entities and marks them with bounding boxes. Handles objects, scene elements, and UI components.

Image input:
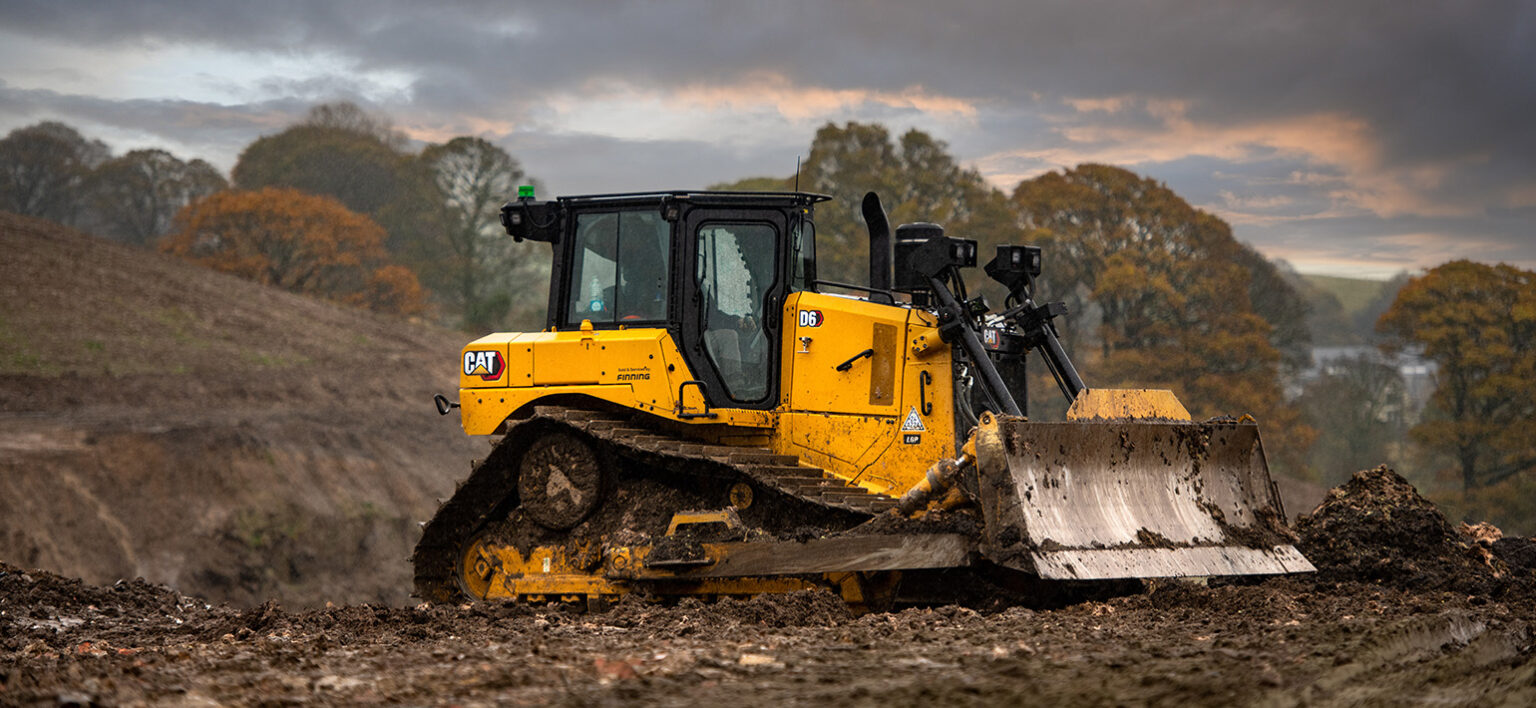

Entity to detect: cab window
[790,218,816,292]
[696,222,777,402]
[566,210,671,324]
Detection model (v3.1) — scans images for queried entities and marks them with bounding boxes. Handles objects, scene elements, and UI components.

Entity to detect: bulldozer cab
[508,191,828,411]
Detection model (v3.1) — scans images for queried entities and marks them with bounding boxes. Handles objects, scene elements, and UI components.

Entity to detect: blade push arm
[1005,298,1086,403]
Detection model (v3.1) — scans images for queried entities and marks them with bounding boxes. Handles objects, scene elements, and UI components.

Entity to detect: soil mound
[0,211,479,608]
[1295,465,1505,594]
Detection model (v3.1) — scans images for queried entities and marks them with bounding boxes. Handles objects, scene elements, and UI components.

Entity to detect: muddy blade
[975,418,1314,580]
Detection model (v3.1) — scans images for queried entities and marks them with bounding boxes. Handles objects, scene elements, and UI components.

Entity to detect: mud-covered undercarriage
[411,406,1002,610]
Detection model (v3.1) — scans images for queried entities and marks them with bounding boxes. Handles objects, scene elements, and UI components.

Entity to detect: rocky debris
[0,561,231,655]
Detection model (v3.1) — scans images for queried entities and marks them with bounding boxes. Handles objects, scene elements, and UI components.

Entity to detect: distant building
[1292,345,1437,424]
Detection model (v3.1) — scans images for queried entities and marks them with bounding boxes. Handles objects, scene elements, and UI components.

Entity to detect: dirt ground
[5,466,1536,707]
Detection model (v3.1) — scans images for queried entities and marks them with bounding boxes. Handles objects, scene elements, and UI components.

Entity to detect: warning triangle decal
[901,406,926,432]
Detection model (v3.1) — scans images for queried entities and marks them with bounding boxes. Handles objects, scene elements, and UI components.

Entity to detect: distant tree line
[0,121,227,247]
[0,103,542,328]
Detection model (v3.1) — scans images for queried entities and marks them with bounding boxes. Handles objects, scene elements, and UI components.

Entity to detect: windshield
[565,210,671,324]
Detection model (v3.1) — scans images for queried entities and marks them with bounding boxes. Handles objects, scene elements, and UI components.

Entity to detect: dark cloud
[0,81,306,160]
[1,1,1531,273]
[505,129,800,195]
[5,2,1530,164]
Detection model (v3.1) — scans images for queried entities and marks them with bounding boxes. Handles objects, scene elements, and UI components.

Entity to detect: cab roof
[554,191,831,208]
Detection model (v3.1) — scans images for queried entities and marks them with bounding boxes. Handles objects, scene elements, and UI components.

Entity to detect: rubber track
[411,406,899,603]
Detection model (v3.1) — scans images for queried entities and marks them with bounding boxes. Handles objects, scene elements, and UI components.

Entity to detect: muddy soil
[4,564,1535,706]
[7,465,1536,706]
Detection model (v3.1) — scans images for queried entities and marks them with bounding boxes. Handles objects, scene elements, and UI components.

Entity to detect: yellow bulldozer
[414,188,1312,609]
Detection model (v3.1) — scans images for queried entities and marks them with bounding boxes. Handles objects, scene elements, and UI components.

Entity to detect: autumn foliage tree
[1378,260,1536,492]
[162,187,425,315]
[231,102,438,258]
[1012,164,1314,472]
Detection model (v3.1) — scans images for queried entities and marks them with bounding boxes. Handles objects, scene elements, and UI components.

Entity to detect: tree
[1297,354,1408,486]
[418,137,541,330]
[231,102,437,256]
[82,149,227,246]
[161,187,425,315]
[305,102,408,149]
[1355,272,1412,341]
[794,122,1020,288]
[1011,164,1314,471]
[0,121,109,223]
[1377,260,1536,491]
[1234,247,1313,373]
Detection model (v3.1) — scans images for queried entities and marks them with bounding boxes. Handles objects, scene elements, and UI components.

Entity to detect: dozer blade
[974,415,1314,580]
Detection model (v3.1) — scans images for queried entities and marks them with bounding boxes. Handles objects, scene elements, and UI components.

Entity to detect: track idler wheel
[518,429,605,530]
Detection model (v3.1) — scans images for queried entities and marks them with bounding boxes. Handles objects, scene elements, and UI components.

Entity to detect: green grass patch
[232,508,306,550]
[241,351,312,369]
[151,306,212,348]
[1302,274,1389,317]
[0,316,63,376]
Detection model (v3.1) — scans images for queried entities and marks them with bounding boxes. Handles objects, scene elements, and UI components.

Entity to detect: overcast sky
[2,1,1531,278]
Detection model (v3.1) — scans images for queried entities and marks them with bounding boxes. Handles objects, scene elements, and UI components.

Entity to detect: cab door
[679,209,786,410]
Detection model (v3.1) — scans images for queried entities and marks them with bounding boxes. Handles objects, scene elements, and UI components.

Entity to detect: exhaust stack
[861,192,893,295]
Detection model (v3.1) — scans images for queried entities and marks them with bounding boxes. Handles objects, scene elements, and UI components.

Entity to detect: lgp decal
[463,350,505,381]
[798,309,824,328]
[901,406,926,432]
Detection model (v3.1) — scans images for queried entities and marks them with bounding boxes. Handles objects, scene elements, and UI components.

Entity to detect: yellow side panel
[532,333,603,385]
[854,360,956,495]
[459,327,774,435]
[773,293,957,495]
[782,292,908,417]
[780,411,895,473]
[459,333,516,389]
[504,333,536,387]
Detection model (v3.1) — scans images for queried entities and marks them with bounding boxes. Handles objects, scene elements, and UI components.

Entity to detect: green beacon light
[517,185,536,200]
